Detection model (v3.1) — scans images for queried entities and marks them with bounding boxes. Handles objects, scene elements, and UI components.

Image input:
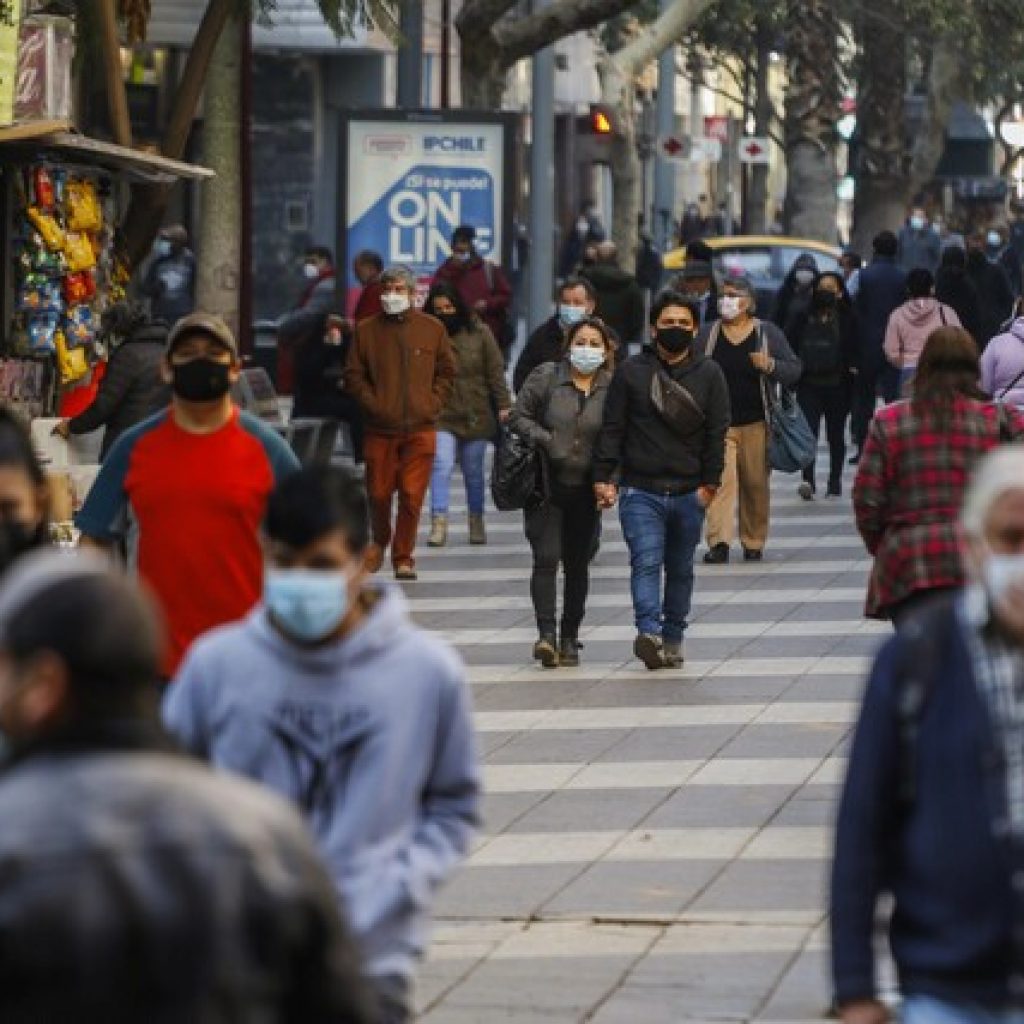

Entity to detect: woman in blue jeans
[425,284,510,546]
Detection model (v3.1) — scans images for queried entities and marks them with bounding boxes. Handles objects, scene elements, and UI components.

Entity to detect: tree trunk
[97,0,132,147]
[850,19,908,253]
[782,0,840,242]
[196,17,242,335]
[908,41,960,198]
[746,16,773,235]
[121,0,238,269]
[459,41,507,109]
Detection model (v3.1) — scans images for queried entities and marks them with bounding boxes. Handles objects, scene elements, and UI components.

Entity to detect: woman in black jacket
[509,317,615,668]
[935,245,983,345]
[58,304,170,460]
[788,271,858,499]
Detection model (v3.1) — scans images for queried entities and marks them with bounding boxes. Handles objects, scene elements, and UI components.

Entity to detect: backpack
[799,316,843,377]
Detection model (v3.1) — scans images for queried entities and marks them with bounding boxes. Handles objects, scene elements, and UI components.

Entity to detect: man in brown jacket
[345,266,457,579]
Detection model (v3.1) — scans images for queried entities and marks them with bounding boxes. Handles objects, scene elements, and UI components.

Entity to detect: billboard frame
[337,108,519,303]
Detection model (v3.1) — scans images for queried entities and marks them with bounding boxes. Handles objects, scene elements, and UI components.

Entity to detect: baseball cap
[166,313,238,359]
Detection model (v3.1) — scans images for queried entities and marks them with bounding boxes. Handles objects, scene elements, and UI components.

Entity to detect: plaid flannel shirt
[961,588,1024,840]
[852,397,1024,618]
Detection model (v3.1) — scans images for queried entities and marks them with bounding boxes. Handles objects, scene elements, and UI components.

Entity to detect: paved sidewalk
[405,469,878,1022]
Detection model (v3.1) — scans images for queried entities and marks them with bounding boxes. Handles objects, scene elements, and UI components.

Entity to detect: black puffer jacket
[593,349,730,492]
[0,724,374,1024]
[69,324,170,459]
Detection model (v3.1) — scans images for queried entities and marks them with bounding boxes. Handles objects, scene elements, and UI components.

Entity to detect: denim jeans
[618,486,705,645]
[430,432,489,515]
[902,995,1024,1024]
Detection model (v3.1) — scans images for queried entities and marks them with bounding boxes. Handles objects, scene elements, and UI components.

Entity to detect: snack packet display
[17,277,63,314]
[33,167,55,210]
[65,179,102,233]
[26,206,65,251]
[64,305,96,349]
[62,271,96,304]
[63,231,96,272]
[27,313,59,354]
[55,329,89,384]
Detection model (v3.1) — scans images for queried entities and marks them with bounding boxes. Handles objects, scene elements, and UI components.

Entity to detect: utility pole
[652,0,676,252]
[440,0,452,109]
[396,0,423,109]
[527,0,555,334]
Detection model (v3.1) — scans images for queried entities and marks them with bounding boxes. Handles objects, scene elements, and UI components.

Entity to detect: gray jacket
[69,324,171,459]
[695,318,802,406]
[0,725,374,1023]
[509,360,612,487]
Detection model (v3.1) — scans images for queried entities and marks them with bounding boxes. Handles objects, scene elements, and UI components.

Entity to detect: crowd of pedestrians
[4,196,1024,1022]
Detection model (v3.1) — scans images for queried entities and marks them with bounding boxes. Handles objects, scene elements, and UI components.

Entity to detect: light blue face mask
[155,239,172,258]
[569,346,605,375]
[265,569,352,644]
[559,304,586,327]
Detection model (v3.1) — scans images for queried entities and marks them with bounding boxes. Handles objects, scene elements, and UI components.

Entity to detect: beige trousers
[705,421,770,552]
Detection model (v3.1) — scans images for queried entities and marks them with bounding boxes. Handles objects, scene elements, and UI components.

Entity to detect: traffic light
[587,104,615,136]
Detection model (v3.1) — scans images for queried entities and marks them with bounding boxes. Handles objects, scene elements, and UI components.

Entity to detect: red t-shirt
[76,408,299,676]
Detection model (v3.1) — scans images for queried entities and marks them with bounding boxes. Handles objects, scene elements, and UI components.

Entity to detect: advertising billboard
[340,111,516,307]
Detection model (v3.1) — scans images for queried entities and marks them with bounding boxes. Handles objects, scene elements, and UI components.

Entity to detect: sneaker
[394,563,418,581]
[634,633,666,671]
[798,481,815,501]
[703,543,729,565]
[663,642,683,669]
[743,548,763,562]
[558,637,581,667]
[533,634,559,669]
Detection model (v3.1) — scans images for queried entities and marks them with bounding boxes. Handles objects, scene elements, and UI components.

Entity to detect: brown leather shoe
[394,563,418,581]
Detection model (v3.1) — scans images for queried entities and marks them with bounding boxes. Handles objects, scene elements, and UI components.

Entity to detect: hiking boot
[468,514,487,545]
[427,516,448,547]
[533,634,559,669]
[798,481,815,501]
[663,642,683,669]
[703,543,729,565]
[743,548,764,562]
[558,637,582,667]
[634,633,666,671]
[394,563,418,581]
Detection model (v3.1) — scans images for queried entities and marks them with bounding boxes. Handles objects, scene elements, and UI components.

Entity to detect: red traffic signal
[589,105,614,135]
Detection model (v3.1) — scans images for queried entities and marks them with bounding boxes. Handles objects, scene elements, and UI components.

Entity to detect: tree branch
[610,0,715,77]
[495,0,643,67]
[456,0,518,36]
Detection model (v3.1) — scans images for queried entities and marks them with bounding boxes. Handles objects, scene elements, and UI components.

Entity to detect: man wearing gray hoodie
[163,466,480,1024]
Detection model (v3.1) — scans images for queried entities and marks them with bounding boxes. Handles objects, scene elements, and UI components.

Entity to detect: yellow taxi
[664,235,843,312]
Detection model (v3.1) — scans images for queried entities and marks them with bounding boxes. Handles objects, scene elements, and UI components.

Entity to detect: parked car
[663,235,842,317]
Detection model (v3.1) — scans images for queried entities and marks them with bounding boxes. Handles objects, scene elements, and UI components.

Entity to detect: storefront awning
[0,120,214,182]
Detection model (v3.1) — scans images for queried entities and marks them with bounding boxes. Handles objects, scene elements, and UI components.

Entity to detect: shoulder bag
[759,324,816,473]
[490,372,555,511]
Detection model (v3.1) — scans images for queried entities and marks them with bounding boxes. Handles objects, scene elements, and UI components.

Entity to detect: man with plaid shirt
[833,446,1024,1024]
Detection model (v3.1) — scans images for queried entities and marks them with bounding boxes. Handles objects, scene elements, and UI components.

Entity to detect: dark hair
[873,231,898,257]
[563,317,617,370]
[912,327,985,411]
[353,249,383,272]
[940,245,967,269]
[306,245,334,265]
[265,466,370,553]
[452,225,476,246]
[102,300,152,338]
[686,239,714,264]
[558,277,597,303]
[840,251,863,270]
[5,573,162,712]
[0,407,45,488]
[907,268,934,298]
[814,270,851,309]
[425,281,472,333]
[650,289,701,327]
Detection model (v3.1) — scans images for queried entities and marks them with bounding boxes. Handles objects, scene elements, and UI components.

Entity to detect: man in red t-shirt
[76,313,299,676]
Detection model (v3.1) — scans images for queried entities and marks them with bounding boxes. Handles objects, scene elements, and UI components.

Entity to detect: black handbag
[490,425,544,511]
[650,368,706,435]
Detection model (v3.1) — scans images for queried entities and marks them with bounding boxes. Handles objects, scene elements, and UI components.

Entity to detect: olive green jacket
[438,319,511,440]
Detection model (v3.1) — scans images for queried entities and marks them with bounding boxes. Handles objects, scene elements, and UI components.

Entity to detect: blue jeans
[618,487,705,645]
[430,432,489,515]
[903,995,1024,1024]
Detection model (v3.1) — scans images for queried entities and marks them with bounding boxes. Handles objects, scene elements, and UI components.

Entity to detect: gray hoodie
[162,584,480,984]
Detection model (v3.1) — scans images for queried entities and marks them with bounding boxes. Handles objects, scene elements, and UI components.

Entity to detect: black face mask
[656,327,694,355]
[813,290,838,311]
[171,358,233,403]
[0,519,44,575]
[435,314,464,336]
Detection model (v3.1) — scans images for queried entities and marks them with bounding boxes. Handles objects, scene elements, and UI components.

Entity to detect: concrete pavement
[405,465,878,1022]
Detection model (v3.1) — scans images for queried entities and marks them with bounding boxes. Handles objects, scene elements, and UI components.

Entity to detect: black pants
[798,380,850,490]
[889,586,957,631]
[524,484,600,638]
[851,363,898,448]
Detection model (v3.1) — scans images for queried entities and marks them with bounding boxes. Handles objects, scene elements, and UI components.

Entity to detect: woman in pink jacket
[884,268,960,396]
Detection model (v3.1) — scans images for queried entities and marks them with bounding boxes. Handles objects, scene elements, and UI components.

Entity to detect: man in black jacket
[593,291,730,670]
[580,242,646,355]
[513,277,596,392]
[0,549,373,1024]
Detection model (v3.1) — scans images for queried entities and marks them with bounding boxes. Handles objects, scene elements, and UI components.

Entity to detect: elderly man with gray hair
[695,273,801,564]
[832,443,1024,1024]
[345,266,456,579]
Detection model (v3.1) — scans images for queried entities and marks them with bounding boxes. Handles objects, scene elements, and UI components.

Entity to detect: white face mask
[910,215,927,231]
[985,554,1024,603]
[719,296,743,321]
[381,292,411,316]
[303,263,320,280]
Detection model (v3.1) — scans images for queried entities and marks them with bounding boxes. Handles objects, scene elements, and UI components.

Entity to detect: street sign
[692,137,722,163]
[704,115,729,143]
[657,134,689,161]
[738,137,770,164]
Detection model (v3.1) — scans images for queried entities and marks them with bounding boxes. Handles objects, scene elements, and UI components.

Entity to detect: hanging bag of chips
[55,329,89,384]
[65,179,102,233]
[63,231,96,272]
[26,207,65,251]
